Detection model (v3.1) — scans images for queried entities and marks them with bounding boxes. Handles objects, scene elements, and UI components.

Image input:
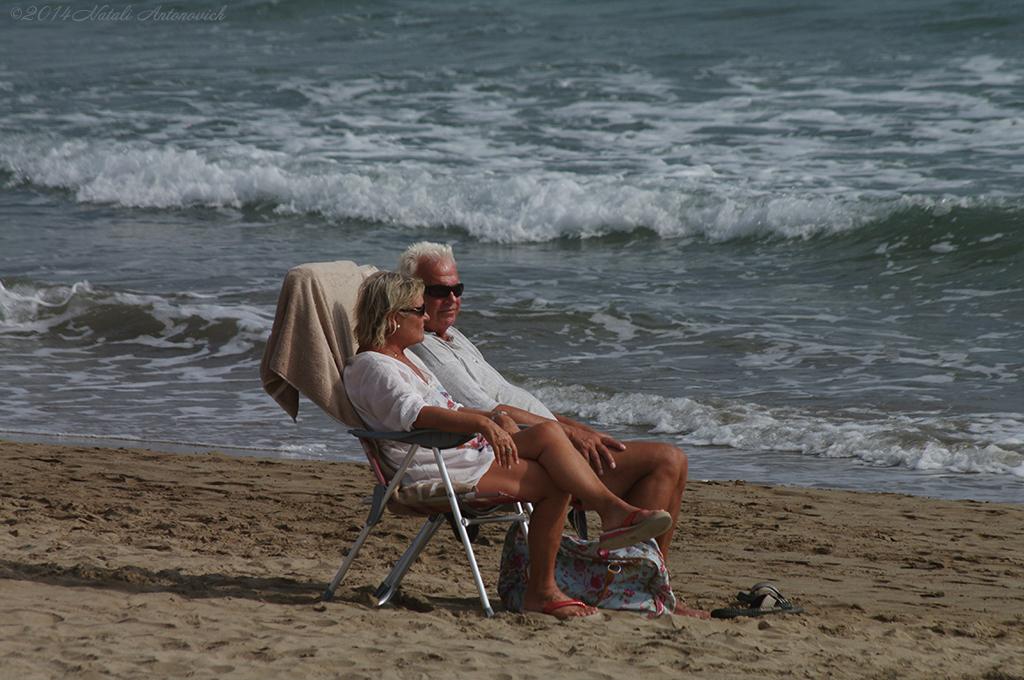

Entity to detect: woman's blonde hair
[354,270,424,350]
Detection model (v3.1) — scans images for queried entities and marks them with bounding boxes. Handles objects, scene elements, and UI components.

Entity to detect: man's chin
[437,310,459,323]
[426,317,457,337]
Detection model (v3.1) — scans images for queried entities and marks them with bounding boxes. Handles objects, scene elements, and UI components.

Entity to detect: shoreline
[2,430,1017,506]
[2,439,1023,679]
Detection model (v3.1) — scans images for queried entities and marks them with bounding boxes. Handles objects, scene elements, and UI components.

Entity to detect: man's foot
[674,602,711,619]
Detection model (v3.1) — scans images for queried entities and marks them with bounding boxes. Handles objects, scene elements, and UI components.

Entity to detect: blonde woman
[344,271,672,620]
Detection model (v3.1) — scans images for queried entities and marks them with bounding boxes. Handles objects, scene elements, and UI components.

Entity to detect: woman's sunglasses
[423,283,464,299]
[400,304,426,316]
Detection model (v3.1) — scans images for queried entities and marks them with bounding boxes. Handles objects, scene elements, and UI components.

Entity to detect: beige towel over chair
[260,260,376,429]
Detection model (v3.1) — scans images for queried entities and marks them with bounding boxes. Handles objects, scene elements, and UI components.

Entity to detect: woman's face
[391,295,428,347]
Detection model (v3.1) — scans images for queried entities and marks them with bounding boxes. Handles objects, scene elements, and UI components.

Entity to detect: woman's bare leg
[508,421,664,535]
[477,459,596,619]
[579,441,687,553]
[480,423,702,618]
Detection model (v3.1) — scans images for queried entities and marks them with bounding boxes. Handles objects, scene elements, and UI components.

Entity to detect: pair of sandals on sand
[711,582,805,618]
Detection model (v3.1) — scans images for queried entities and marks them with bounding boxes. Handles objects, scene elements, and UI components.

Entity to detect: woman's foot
[524,587,599,620]
[524,599,598,620]
[598,508,673,550]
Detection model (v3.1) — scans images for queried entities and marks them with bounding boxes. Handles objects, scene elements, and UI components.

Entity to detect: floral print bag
[498,524,677,617]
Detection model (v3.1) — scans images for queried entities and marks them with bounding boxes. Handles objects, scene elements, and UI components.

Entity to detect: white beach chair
[260,260,529,617]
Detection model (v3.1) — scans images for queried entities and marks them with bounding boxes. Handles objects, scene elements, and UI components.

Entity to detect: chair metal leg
[517,503,530,540]
[433,447,496,617]
[324,435,532,616]
[374,515,444,606]
[322,444,426,602]
[376,505,529,610]
[322,483,389,602]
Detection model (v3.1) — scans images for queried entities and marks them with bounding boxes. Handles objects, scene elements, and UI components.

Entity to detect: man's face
[417,259,462,337]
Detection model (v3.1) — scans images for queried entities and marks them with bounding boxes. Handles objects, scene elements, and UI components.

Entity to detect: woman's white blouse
[344,350,494,487]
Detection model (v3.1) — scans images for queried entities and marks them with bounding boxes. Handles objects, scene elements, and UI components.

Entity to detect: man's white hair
[398,242,456,278]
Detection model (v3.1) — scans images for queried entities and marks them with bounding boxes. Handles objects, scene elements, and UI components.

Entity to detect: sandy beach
[1,439,1022,679]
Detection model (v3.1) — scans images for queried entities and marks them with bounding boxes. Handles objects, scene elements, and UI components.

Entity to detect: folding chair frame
[322,429,530,617]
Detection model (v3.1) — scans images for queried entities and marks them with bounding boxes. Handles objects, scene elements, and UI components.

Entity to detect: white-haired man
[398,242,707,619]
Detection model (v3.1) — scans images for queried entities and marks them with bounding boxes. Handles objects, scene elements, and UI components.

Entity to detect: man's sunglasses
[400,304,426,316]
[424,283,464,299]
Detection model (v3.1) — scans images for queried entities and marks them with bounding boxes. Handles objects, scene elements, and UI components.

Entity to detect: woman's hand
[412,406,520,469]
[479,417,519,469]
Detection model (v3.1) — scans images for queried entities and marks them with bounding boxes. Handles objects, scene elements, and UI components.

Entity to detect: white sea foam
[4,47,1022,242]
[0,280,95,334]
[531,385,1024,479]
[0,131,971,244]
[0,279,272,355]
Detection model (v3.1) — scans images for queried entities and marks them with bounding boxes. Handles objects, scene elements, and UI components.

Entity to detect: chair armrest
[349,429,475,450]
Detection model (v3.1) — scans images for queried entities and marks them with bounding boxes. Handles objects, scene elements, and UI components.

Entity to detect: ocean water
[1,0,1022,503]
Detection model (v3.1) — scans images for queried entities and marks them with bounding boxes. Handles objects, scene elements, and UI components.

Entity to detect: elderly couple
[345,242,709,621]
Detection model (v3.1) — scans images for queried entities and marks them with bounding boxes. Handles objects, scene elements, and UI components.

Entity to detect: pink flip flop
[538,600,597,619]
[598,510,672,550]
